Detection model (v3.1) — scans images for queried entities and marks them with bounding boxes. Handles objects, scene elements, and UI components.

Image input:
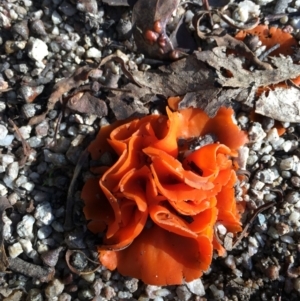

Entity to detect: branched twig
[64,148,90,231]
[8,119,33,167]
[258,43,280,61]
[232,201,275,248]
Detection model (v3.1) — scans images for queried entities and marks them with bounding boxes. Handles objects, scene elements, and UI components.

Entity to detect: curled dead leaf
[65,249,100,275]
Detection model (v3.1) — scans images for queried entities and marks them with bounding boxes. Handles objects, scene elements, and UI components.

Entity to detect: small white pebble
[86,47,102,59]
[186,278,205,296]
[51,10,62,25]
[289,211,300,225]
[17,215,35,239]
[224,255,236,270]
[8,242,23,258]
[216,223,227,236]
[0,124,8,140]
[19,238,33,254]
[27,38,48,63]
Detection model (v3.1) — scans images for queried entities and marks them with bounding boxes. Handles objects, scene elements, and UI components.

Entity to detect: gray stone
[45,279,65,299]
[248,122,266,142]
[7,161,19,181]
[27,136,43,148]
[51,10,62,25]
[17,215,35,239]
[35,119,49,137]
[37,225,52,239]
[0,134,14,146]
[34,202,54,225]
[43,149,68,165]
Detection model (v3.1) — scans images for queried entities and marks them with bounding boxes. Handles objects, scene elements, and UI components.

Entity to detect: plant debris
[255,87,300,123]
[0,197,11,272]
[7,257,55,283]
[65,249,100,275]
[28,66,95,125]
[132,0,181,59]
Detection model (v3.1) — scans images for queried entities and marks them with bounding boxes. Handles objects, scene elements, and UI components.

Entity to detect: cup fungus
[82,106,248,285]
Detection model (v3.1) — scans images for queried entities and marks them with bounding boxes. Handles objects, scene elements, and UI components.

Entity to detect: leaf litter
[26,0,300,124]
[1,0,300,290]
[29,45,300,122]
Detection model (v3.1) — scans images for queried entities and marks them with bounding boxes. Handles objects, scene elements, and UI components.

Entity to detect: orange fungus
[81,106,248,285]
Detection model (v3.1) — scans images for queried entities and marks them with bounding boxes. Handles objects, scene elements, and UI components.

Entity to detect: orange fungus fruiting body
[81,106,248,285]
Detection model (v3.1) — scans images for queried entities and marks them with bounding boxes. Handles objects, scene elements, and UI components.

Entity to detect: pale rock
[2,215,12,240]
[21,181,35,192]
[19,238,33,254]
[17,215,35,239]
[34,202,54,225]
[186,279,205,296]
[15,175,28,187]
[233,1,260,23]
[7,161,19,181]
[37,225,52,239]
[8,242,23,258]
[0,183,8,196]
[280,156,297,170]
[1,155,14,166]
[51,10,62,25]
[255,0,274,5]
[27,38,49,62]
[86,47,102,59]
[248,122,266,142]
[289,211,300,225]
[0,134,14,146]
[15,125,32,140]
[0,124,8,140]
[45,279,65,299]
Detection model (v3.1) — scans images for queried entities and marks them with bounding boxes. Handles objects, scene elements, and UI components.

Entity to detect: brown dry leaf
[0,197,11,272]
[132,54,216,96]
[66,92,108,117]
[107,54,222,119]
[29,66,95,125]
[201,28,272,70]
[195,47,300,88]
[255,87,300,123]
[108,89,149,119]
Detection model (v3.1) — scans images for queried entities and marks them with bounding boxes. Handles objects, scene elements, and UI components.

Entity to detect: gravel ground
[1,0,300,300]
